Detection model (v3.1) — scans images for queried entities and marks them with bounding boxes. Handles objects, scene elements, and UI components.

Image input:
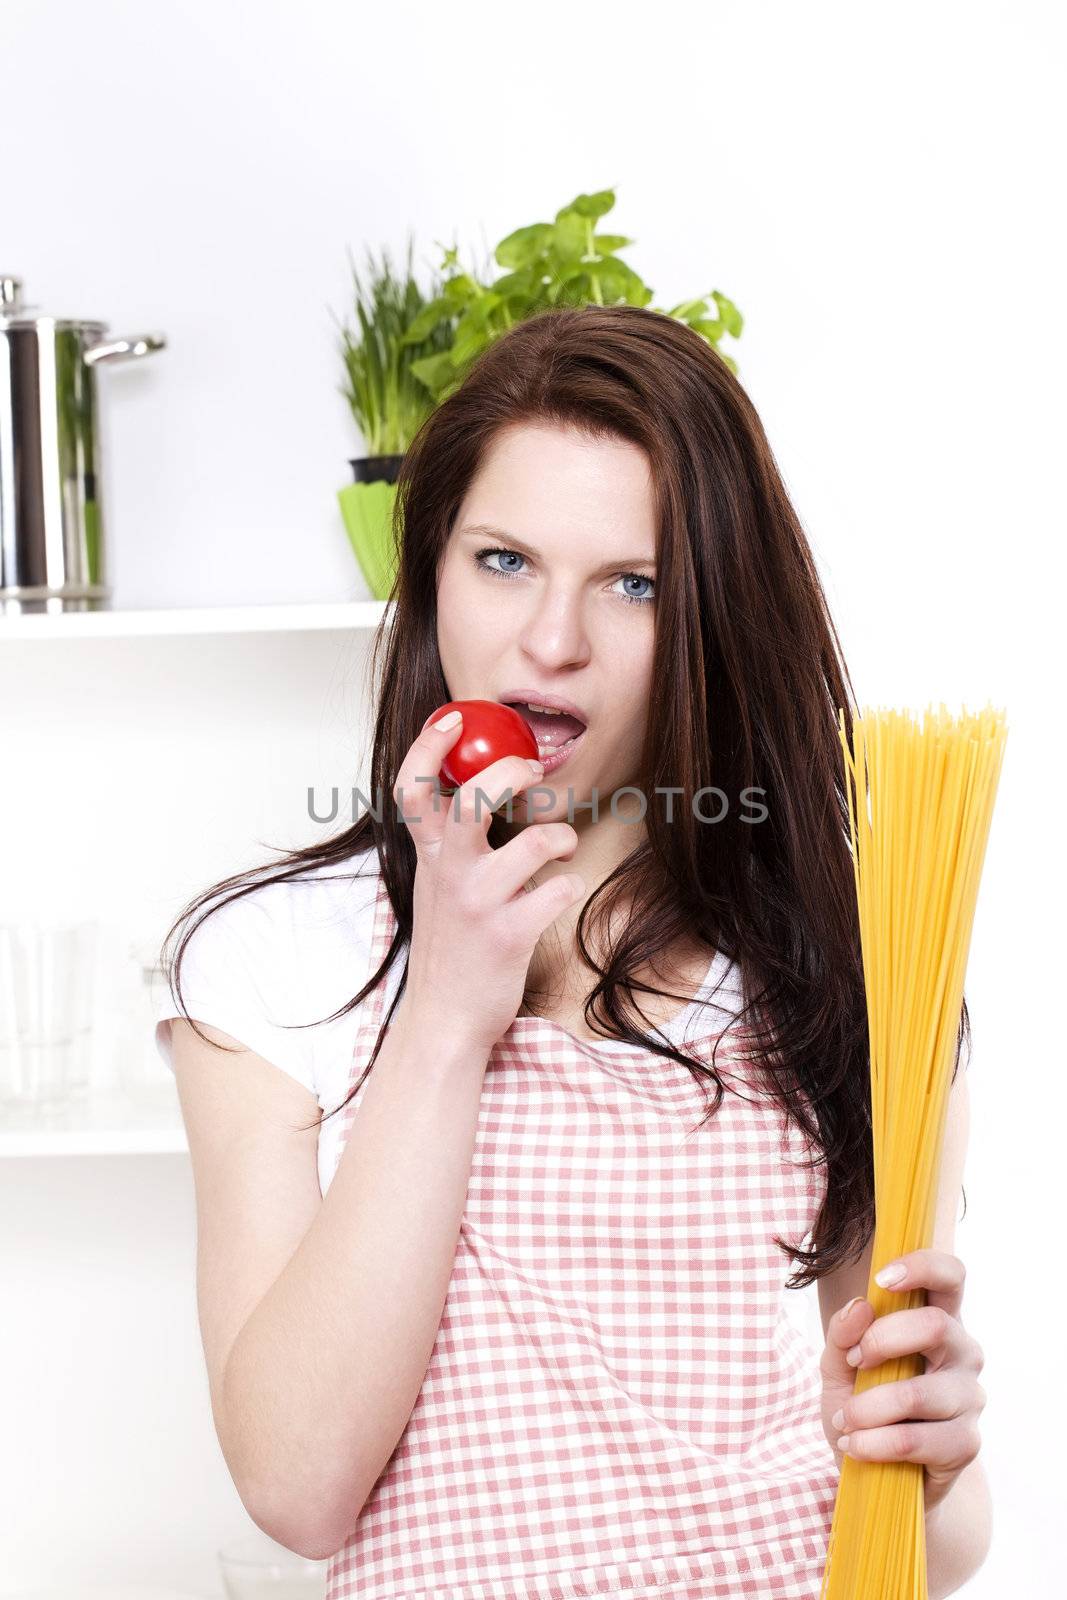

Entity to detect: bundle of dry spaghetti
[819,703,1008,1600]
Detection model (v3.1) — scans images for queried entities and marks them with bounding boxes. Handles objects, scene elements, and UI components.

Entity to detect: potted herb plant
[334,191,743,599]
[332,234,452,599]
[399,187,743,405]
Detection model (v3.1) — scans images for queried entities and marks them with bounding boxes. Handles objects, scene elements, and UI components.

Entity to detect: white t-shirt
[154,844,744,1197]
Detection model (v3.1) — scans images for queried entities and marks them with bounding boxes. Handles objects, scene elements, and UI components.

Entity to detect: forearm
[220,1003,490,1558]
[925,1456,993,1599]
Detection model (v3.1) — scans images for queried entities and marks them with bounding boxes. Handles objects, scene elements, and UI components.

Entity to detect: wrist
[392,994,494,1068]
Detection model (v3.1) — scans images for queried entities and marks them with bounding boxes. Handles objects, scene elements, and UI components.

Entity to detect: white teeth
[506,698,586,726]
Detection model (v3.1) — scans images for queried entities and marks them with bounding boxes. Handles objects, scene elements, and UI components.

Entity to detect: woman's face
[436,421,658,828]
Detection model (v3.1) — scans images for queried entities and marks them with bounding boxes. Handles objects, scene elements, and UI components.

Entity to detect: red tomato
[423,699,539,790]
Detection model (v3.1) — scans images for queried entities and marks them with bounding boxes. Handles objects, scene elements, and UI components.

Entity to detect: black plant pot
[349,454,405,486]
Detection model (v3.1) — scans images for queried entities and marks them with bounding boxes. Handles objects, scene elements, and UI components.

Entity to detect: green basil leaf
[441,273,482,306]
[490,267,542,299]
[397,298,451,344]
[449,315,495,363]
[409,351,458,391]
[550,211,588,262]
[592,257,653,305]
[666,297,709,321]
[711,291,744,336]
[495,223,554,269]
[557,188,616,222]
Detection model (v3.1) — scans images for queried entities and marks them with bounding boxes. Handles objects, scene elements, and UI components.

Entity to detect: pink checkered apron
[325,871,840,1600]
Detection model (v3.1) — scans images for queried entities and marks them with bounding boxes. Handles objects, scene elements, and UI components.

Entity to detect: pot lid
[0,274,108,334]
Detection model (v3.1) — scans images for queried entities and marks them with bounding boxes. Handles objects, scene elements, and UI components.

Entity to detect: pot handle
[83,331,167,367]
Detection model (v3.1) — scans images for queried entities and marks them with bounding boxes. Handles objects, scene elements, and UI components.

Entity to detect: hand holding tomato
[390,704,585,1056]
[429,699,540,791]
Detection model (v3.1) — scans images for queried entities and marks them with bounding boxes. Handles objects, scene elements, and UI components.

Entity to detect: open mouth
[501,698,588,774]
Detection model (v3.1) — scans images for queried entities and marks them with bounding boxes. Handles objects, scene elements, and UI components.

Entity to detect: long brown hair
[160,302,969,1289]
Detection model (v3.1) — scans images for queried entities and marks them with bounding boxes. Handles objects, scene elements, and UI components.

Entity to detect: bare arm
[217,998,490,1559]
[195,712,580,1561]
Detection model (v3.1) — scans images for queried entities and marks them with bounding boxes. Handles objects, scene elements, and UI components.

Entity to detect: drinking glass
[0,919,100,1110]
[218,1530,327,1600]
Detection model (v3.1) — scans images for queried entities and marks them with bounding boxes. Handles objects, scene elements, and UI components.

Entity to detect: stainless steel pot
[0,275,166,614]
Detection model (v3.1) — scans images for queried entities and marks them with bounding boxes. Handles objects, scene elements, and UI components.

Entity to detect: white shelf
[0,1086,189,1155]
[1,594,394,1155]
[0,598,392,640]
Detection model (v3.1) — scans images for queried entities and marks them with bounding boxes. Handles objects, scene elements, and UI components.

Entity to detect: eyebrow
[457,523,656,573]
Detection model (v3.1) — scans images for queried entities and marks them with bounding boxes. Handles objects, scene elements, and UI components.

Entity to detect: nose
[516,587,592,673]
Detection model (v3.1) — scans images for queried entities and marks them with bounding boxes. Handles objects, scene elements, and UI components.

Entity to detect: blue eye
[477,548,525,577]
[616,573,654,603]
[472,547,654,607]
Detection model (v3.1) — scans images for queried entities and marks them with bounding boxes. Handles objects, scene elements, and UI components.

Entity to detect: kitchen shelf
[1,596,395,1156]
[0,1086,189,1155]
[0,598,392,640]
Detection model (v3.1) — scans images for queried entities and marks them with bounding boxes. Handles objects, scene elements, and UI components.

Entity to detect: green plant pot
[337,478,400,600]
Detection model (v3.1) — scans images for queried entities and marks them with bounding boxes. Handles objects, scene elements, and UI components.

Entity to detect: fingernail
[527,758,544,774]
[839,1296,863,1319]
[434,710,462,730]
[837,1435,852,1453]
[831,1408,845,1431]
[875,1261,907,1287]
[846,1344,863,1366]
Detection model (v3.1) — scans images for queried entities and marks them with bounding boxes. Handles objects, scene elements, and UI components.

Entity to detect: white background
[2,0,1064,1593]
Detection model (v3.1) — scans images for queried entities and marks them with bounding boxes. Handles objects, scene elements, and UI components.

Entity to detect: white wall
[2,0,1063,1593]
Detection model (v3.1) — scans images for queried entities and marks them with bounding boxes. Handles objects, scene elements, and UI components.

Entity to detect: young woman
[159,304,989,1599]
